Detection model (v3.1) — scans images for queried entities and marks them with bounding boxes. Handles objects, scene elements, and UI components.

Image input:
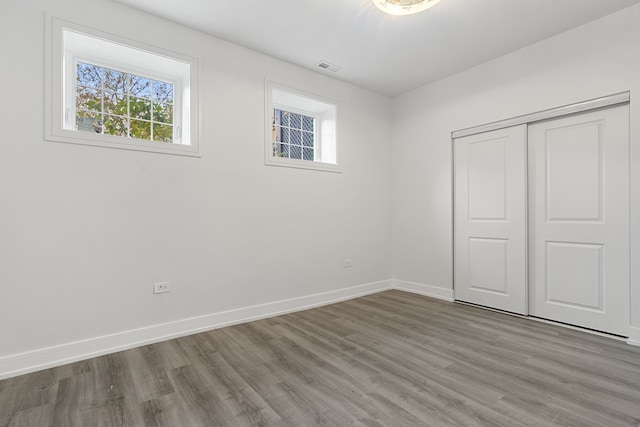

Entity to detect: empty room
[2,0,640,425]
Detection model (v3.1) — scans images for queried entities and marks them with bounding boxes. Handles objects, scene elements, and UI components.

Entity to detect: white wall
[0,0,392,374]
[391,5,640,331]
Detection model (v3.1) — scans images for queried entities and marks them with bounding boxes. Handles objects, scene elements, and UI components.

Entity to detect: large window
[46,17,199,156]
[266,82,339,172]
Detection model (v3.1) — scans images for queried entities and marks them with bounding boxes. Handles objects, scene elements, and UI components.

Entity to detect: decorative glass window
[272,109,316,161]
[46,17,199,156]
[266,82,339,172]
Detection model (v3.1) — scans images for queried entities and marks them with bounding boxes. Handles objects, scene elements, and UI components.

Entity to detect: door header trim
[452,92,630,139]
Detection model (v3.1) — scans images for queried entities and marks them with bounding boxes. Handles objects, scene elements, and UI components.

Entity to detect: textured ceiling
[115,0,640,97]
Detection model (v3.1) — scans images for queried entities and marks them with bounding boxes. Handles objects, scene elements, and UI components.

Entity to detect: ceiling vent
[315,61,341,73]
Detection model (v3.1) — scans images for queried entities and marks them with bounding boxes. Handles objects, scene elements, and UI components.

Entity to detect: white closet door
[454,125,527,315]
[528,105,629,336]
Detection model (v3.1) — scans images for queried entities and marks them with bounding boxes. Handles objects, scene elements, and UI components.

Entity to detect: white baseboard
[0,280,392,380]
[628,326,640,346]
[15,277,635,380]
[16,277,636,379]
[391,279,454,302]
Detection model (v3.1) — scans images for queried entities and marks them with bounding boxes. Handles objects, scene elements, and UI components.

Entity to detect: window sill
[45,130,201,157]
[265,156,341,173]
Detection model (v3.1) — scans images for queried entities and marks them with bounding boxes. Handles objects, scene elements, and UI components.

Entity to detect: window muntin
[75,61,175,142]
[272,109,316,161]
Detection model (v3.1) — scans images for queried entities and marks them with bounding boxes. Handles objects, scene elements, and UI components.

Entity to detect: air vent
[315,61,341,73]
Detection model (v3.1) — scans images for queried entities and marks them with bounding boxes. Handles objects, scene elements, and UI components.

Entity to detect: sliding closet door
[454,125,527,315]
[528,105,629,335]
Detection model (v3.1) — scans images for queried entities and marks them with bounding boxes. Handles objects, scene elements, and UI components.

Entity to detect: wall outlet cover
[153,282,170,294]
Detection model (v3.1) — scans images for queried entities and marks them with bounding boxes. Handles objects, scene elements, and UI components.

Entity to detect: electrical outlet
[343,259,352,268]
[153,282,170,294]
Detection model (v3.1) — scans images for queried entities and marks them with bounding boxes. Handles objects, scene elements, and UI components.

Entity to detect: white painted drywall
[0,0,392,360]
[391,4,640,328]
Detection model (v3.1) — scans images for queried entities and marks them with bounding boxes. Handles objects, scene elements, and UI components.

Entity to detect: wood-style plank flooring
[1,290,640,426]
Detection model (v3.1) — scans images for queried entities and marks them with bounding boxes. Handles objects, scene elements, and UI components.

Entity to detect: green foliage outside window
[76,62,174,143]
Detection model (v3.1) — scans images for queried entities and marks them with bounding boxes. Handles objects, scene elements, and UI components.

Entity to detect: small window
[266,82,339,172]
[46,17,199,156]
[272,109,316,161]
[75,61,175,142]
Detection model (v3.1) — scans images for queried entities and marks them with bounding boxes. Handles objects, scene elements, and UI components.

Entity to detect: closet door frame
[451,92,630,332]
[452,92,629,140]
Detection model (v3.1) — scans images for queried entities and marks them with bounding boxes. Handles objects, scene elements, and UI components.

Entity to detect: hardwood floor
[2,290,640,426]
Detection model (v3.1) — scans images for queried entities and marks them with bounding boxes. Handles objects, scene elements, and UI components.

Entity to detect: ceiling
[115,0,640,97]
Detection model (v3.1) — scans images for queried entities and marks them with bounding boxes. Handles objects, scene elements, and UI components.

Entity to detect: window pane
[104,68,128,94]
[277,143,289,158]
[290,113,301,129]
[302,116,314,132]
[303,132,314,147]
[103,114,129,137]
[130,76,151,99]
[273,124,282,142]
[76,85,102,112]
[76,62,102,88]
[290,145,302,160]
[130,97,152,120]
[303,147,314,161]
[129,119,151,140]
[153,102,173,124]
[290,129,302,146]
[279,110,290,127]
[281,127,290,144]
[103,92,127,116]
[153,81,174,103]
[153,123,173,142]
[76,112,102,133]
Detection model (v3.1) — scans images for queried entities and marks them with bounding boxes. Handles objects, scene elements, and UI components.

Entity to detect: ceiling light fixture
[372,0,440,16]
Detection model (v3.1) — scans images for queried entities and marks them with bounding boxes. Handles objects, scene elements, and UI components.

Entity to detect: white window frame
[265,81,339,172]
[45,16,200,157]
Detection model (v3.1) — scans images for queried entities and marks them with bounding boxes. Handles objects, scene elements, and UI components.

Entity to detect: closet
[453,95,630,336]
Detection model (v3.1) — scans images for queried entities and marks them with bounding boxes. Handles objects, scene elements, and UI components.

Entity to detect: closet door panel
[528,105,629,335]
[454,125,527,315]
[545,124,602,221]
